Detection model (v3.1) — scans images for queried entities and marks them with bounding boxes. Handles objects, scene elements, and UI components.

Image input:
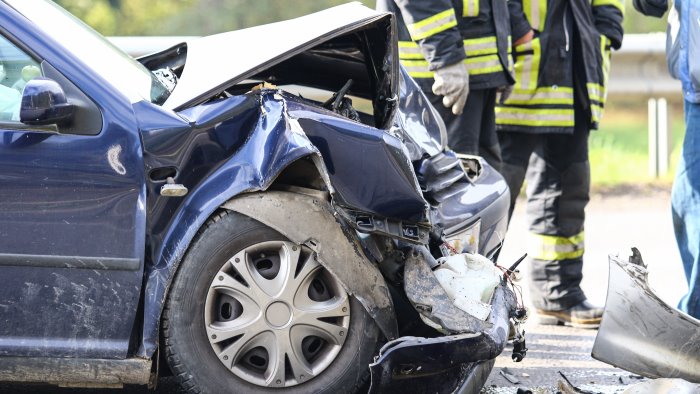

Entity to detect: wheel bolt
[342,307,347,312]
[218,276,223,281]
[300,375,305,380]
[235,258,240,263]
[339,331,344,336]
[292,246,298,251]
[223,355,228,360]
[211,335,217,339]
[261,253,266,258]
[276,379,281,384]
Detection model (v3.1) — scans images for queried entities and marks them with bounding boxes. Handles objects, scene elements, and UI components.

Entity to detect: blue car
[0,1,519,392]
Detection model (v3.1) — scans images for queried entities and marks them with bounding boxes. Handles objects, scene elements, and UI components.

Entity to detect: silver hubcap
[205,241,350,387]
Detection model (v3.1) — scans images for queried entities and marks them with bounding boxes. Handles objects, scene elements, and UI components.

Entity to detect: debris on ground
[623,378,700,394]
[558,371,600,394]
[500,367,521,384]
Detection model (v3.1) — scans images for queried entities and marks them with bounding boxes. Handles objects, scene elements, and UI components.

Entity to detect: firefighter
[376,0,534,172]
[495,1,624,327]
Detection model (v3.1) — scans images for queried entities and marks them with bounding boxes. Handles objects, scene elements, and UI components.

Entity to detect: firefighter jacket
[495,0,624,134]
[376,0,533,90]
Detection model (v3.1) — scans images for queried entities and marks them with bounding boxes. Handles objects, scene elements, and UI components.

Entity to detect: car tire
[162,210,380,394]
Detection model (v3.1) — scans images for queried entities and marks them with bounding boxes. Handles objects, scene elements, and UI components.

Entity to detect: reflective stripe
[592,0,625,14]
[523,0,547,32]
[401,59,434,78]
[463,36,498,56]
[529,232,585,261]
[407,9,458,41]
[587,83,606,104]
[398,41,424,60]
[466,54,503,75]
[463,0,479,17]
[401,55,503,78]
[513,37,541,91]
[506,86,574,105]
[495,107,575,127]
[591,103,604,124]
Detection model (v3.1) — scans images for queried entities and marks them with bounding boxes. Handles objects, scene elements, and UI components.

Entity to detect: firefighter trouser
[498,123,590,311]
[418,81,502,172]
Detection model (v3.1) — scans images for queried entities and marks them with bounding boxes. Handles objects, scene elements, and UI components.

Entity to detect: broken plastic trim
[368,283,513,393]
[592,248,700,382]
[334,206,430,244]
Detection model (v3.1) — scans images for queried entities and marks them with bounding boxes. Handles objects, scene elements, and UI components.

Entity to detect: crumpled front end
[138,6,522,389]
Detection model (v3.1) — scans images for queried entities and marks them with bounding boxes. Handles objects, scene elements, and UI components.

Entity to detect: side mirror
[20,77,74,126]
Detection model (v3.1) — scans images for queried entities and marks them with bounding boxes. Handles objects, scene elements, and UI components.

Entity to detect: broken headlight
[442,219,480,255]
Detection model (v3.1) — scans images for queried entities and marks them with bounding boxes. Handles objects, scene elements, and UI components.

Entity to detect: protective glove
[497,84,513,105]
[632,0,667,18]
[432,61,469,115]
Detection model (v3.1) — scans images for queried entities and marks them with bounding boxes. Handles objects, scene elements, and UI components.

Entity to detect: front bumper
[368,284,513,393]
[592,249,700,382]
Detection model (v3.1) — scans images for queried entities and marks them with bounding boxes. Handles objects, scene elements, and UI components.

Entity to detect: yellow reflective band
[506,86,575,105]
[401,54,505,78]
[408,9,458,41]
[523,0,547,32]
[508,35,513,54]
[592,0,625,15]
[398,41,424,60]
[587,83,606,104]
[529,232,585,261]
[401,59,434,78]
[495,107,575,127]
[463,36,498,56]
[465,54,503,75]
[597,35,612,106]
[591,104,604,123]
[513,37,541,91]
[463,0,480,17]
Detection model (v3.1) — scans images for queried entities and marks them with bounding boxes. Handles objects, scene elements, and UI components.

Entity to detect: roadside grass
[589,104,684,189]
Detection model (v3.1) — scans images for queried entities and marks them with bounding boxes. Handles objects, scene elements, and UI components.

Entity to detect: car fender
[137,95,328,358]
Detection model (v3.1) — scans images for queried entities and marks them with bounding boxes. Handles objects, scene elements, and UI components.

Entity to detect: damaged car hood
[163,2,391,110]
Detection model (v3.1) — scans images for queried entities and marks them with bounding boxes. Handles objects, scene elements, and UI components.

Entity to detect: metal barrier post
[649,98,658,178]
[658,98,670,176]
[648,97,671,178]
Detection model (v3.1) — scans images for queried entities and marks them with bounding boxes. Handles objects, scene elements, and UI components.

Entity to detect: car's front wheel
[162,210,379,393]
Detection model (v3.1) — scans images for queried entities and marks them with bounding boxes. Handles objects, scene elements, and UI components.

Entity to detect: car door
[0,31,146,359]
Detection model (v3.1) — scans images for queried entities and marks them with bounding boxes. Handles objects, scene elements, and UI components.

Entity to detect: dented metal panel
[592,249,700,382]
[136,91,422,356]
[222,191,399,340]
[163,3,395,117]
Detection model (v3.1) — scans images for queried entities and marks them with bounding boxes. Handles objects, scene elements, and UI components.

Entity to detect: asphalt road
[2,189,685,393]
[484,187,685,393]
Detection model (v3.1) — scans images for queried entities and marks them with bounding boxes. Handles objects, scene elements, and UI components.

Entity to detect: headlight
[443,219,480,254]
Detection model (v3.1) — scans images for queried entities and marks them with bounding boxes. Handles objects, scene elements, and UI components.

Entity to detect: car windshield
[5,0,171,105]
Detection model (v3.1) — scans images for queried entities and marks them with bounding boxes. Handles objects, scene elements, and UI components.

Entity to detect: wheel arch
[137,153,327,359]
[221,191,398,341]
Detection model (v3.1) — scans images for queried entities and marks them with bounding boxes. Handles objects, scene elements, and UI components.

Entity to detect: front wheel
[162,211,379,393]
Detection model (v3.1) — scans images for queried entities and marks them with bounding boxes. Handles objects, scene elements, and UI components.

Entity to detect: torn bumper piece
[368,284,513,393]
[592,249,700,383]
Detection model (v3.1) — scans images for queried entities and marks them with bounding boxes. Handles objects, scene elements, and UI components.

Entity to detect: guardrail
[109,34,679,177]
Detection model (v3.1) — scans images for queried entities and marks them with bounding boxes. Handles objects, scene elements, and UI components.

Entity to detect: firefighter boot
[535,300,603,328]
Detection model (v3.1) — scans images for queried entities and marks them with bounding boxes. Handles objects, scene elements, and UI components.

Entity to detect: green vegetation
[55,0,376,36]
[55,1,664,37]
[590,100,684,187]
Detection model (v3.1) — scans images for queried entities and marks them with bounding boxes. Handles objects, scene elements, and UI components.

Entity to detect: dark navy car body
[0,1,513,392]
